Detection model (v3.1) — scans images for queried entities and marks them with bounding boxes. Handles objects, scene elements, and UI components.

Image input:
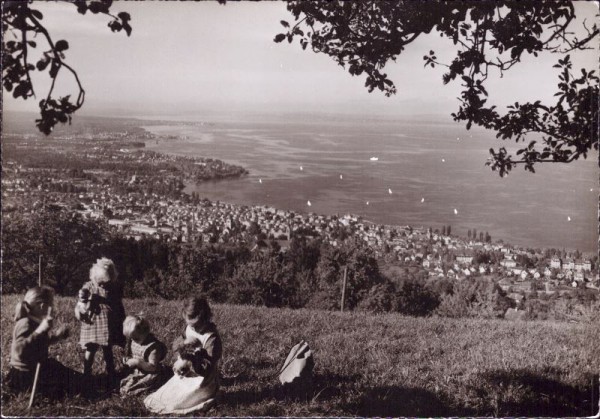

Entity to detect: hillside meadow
[1,295,599,417]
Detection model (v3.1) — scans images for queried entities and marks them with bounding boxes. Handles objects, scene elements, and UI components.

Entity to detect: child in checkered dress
[76,258,125,383]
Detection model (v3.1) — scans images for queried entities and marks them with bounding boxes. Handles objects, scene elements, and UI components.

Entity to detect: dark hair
[182,295,212,323]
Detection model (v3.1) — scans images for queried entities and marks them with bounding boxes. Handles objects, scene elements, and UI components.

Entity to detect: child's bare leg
[102,345,115,377]
[83,344,98,376]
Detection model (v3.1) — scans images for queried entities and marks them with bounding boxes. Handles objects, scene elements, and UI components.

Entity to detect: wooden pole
[340,266,348,312]
[29,255,43,410]
[28,364,41,409]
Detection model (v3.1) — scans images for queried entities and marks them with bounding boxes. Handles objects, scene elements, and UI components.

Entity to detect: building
[456,253,474,265]
[563,258,575,270]
[575,260,592,272]
[501,258,517,268]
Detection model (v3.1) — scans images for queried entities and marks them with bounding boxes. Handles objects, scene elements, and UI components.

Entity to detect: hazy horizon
[3,1,599,119]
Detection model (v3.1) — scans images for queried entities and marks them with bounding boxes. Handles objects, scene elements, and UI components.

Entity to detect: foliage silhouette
[276,1,599,175]
[2,0,131,134]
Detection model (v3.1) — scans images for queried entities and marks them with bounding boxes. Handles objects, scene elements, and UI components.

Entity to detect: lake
[143,113,598,253]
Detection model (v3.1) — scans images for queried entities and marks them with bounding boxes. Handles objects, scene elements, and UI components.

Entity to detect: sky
[4,1,599,119]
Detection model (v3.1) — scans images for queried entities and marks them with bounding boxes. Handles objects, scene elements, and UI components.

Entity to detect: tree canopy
[2,0,131,134]
[275,1,599,175]
[3,1,598,175]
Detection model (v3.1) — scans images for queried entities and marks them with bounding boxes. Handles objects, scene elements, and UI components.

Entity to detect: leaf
[30,9,43,20]
[27,41,37,48]
[55,40,69,52]
[74,0,87,14]
[49,61,60,78]
[13,83,25,99]
[274,34,286,43]
[36,58,49,71]
[109,20,122,32]
[118,12,131,22]
[123,22,132,36]
[88,1,107,14]
[280,20,289,28]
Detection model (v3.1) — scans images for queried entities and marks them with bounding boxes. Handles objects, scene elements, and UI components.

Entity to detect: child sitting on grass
[7,286,79,399]
[76,257,126,387]
[120,314,169,396]
[144,295,222,415]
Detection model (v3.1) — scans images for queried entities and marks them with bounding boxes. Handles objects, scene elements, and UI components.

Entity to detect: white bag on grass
[279,340,314,385]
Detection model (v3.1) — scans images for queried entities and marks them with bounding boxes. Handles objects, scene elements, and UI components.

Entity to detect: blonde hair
[14,286,55,321]
[89,257,118,285]
[123,314,150,338]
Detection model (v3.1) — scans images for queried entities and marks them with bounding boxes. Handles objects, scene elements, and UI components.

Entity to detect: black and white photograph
[1,1,599,417]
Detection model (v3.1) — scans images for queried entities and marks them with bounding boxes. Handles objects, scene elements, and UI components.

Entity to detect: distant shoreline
[139,123,597,253]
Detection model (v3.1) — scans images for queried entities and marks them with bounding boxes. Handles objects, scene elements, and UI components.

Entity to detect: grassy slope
[1,295,599,417]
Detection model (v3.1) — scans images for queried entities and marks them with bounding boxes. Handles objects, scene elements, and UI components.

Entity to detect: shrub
[356,281,396,313]
[436,279,513,319]
[394,278,440,316]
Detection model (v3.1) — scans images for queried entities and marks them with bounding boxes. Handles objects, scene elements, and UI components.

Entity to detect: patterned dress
[120,334,170,396]
[78,281,126,348]
[144,323,222,414]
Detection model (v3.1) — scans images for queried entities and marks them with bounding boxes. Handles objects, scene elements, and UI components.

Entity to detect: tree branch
[541,4,574,46]
[21,25,35,98]
[556,28,600,53]
[28,12,85,110]
[511,155,578,165]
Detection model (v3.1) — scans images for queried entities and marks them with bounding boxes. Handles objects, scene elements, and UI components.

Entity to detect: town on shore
[2,114,598,310]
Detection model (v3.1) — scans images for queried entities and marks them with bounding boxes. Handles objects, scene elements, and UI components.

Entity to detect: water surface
[143,115,597,252]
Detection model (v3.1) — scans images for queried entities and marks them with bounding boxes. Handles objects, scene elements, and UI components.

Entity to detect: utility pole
[38,255,42,287]
[340,266,348,312]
